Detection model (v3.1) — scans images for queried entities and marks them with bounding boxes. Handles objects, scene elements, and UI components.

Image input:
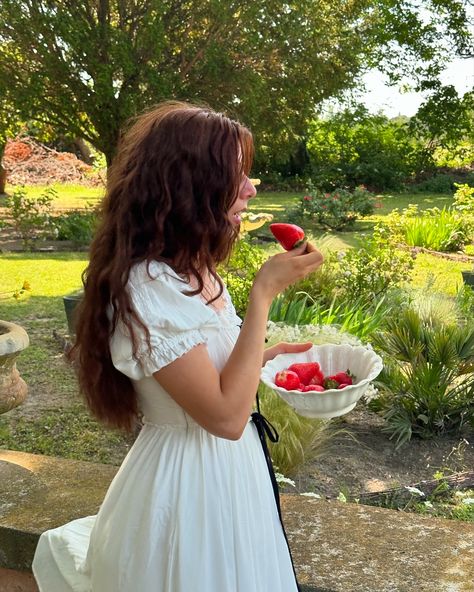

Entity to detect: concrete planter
[0,320,30,414]
[462,270,474,291]
[63,291,83,335]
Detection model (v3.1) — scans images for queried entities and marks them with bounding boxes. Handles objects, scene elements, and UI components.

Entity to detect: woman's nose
[246,177,257,198]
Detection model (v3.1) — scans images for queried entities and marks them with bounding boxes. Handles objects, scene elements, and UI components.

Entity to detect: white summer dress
[32,261,298,592]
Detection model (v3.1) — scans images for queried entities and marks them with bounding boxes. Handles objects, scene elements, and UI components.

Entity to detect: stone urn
[0,320,30,414]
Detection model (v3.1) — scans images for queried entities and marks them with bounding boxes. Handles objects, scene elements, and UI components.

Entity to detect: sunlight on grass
[4,183,104,209]
[0,253,87,297]
[409,253,470,296]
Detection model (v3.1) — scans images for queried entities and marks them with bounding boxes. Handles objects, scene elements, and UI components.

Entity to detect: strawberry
[287,362,322,386]
[302,384,325,392]
[333,371,355,385]
[274,370,300,390]
[338,383,350,390]
[323,377,340,390]
[269,223,305,251]
[308,368,325,386]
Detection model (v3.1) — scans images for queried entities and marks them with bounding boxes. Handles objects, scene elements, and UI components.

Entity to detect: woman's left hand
[262,341,313,367]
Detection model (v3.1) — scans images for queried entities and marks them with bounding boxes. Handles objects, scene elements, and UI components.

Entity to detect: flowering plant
[0,280,31,301]
[289,183,376,230]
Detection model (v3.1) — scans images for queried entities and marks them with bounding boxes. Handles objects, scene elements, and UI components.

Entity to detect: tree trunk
[72,137,93,164]
[0,142,6,195]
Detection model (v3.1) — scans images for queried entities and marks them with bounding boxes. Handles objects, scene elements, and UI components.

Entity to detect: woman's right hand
[251,241,324,305]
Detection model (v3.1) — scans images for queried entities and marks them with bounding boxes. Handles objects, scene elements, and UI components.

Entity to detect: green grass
[3,183,104,209]
[248,190,457,252]
[409,253,470,296]
[0,252,87,297]
[0,404,133,465]
[249,190,453,218]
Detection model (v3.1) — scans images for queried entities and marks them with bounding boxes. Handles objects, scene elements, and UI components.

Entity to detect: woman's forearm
[218,286,271,428]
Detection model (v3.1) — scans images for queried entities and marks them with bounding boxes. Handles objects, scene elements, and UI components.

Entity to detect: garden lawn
[3,185,453,215]
[0,252,133,464]
[3,183,104,210]
[249,190,456,252]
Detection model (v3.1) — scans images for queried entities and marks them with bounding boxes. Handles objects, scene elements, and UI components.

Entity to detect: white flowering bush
[266,321,364,347]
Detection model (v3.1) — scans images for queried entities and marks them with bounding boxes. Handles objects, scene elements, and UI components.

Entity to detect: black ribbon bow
[251,395,301,591]
[251,410,283,520]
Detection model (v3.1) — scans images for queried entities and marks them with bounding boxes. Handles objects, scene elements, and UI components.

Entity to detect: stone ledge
[0,567,38,592]
[1,449,473,591]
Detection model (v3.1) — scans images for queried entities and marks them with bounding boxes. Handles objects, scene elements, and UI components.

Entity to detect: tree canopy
[0,0,472,165]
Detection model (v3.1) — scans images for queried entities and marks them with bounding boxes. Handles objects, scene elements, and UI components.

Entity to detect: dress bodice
[109,260,242,426]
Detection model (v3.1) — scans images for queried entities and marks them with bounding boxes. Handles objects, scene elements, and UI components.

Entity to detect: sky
[359,56,474,118]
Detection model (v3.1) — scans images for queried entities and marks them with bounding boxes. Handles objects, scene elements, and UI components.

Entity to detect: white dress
[32,261,298,592]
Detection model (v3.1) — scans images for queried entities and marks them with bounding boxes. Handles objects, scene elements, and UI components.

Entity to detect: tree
[0,92,23,194]
[410,85,474,149]
[0,1,472,167]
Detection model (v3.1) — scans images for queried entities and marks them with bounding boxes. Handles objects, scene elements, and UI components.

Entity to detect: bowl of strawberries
[260,343,383,419]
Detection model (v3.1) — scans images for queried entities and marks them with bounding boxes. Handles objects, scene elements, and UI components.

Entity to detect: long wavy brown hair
[70,101,254,431]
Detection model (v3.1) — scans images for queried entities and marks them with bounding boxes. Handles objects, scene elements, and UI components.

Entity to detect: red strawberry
[302,384,325,392]
[333,371,355,385]
[269,223,305,251]
[338,383,350,390]
[275,370,300,390]
[287,362,321,386]
[308,368,325,386]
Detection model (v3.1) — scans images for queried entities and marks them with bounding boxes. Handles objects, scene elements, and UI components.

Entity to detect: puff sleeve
[109,262,220,380]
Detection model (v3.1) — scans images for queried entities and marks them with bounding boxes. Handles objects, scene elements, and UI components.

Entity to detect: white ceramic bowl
[260,343,383,419]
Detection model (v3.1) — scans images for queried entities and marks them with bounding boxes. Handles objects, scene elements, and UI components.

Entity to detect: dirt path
[292,406,474,498]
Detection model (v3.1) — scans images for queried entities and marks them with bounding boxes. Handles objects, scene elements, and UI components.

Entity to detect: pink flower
[303,196,312,201]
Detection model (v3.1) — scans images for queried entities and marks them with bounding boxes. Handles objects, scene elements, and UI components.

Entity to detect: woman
[32,101,324,591]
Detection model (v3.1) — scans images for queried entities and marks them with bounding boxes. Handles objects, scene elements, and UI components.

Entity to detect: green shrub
[371,307,474,448]
[433,141,474,169]
[411,174,456,194]
[333,225,415,301]
[306,108,424,191]
[288,184,375,231]
[220,237,266,317]
[453,183,474,217]
[53,207,97,246]
[5,187,57,248]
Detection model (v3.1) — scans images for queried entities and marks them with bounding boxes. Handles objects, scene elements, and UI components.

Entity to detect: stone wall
[1,449,473,592]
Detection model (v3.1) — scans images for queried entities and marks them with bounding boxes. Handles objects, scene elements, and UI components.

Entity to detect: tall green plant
[372,308,474,448]
[269,291,388,341]
[383,204,472,252]
[258,384,334,476]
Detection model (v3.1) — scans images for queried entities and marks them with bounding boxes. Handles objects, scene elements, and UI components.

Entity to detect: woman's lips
[231,210,245,224]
